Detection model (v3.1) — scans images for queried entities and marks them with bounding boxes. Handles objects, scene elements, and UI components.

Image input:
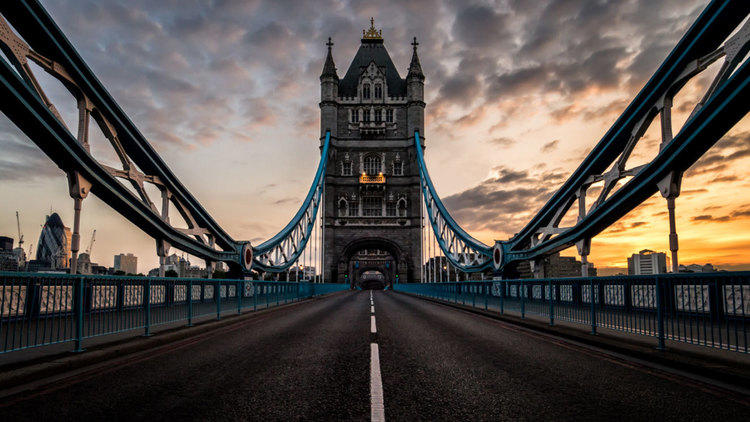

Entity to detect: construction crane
[85,229,96,255]
[15,211,24,247]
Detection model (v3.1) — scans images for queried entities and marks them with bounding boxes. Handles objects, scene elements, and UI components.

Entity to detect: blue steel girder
[415,132,492,272]
[0,1,243,265]
[499,0,750,269]
[251,132,329,273]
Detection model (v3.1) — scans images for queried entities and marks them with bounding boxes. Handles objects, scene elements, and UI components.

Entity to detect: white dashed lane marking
[370,343,385,422]
[371,315,377,334]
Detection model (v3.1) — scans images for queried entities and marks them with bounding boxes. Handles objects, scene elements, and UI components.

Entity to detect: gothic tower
[320,19,425,287]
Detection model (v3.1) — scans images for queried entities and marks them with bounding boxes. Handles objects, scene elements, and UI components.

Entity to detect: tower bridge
[0,1,749,420]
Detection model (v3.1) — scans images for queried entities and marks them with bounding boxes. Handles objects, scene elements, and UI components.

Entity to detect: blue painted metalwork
[501,0,750,267]
[414,132,492,271]
[395,272,750,353]
[252,132,330,272]
[0,272,348,354]
[0,1,241,264]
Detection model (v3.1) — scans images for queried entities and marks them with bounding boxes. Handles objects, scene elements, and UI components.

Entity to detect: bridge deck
[1,291,747,420]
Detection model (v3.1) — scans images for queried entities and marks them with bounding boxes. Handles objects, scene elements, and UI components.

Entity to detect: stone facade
[320,22,425,285]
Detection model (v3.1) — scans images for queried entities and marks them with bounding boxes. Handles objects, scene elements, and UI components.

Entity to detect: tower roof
[407,37,424,80]
[320,37,338,80]
[338,18,407,97]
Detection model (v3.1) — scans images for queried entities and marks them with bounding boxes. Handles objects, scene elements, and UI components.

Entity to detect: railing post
[549,279,554,326]
[590,278,597,335]
[187,280,193,327]
[656,277,666,350]
[73,276,85,352]
[521,280,525,319]
[215,280,221,320]
[237,280,242,314]
[144,279,151,337]
[500,281,504,315]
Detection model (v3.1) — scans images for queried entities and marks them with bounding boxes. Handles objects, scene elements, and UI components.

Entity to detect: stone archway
[339,237,404,289]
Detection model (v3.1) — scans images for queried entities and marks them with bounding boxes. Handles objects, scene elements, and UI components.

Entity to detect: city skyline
[1,0,749,273]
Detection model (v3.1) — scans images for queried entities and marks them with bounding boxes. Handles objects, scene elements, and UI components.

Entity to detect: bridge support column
[156,240,169,277]
[530,259,545,279]
[658,97,682,273]
[577,238,591,277]
[67,173,91,275]
[658,172,682,273]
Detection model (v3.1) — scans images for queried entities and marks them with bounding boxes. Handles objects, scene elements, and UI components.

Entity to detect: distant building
[517,253,597,279]
[627,249,669,275]
[35,213,72,270]
[114,253,138,275]
[76,252,94,275]
[679,263,717,273]
[0,236,26,271]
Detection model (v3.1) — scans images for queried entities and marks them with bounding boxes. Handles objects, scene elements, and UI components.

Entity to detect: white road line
[370,343,385,422]
[371,305,375,314]
[371,315,377,333]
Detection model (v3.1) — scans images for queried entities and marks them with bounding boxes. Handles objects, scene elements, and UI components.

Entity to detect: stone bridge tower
[320,19,425,287]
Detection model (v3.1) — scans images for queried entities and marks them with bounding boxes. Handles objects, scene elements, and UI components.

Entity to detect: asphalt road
[1,290,747,421]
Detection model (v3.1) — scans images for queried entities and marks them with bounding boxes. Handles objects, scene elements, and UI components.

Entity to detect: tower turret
[320,37,338,139]
[407,37,425,137]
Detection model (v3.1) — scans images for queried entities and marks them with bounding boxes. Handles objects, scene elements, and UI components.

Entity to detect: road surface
[1,290,747,420]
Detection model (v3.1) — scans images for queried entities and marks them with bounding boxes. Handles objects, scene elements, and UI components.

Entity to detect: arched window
[374,84,382,99]
[364,154,381,176]
[386,109,394,123]
[397,199,407,217]
[363,84,371,99]
[338,198,348,217]
[351,109,359,123]
[363,197,383,216]
[374,108,382,123]
[363,108,371,122]
[392,160,403,176]
[342,161,352,176]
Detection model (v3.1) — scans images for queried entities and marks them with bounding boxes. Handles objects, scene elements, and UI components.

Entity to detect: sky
[1,0,749,275]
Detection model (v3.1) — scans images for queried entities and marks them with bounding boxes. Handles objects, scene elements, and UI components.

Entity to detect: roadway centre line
[371,315,377,333]
[370,343,385,422]
[371,305,375,314]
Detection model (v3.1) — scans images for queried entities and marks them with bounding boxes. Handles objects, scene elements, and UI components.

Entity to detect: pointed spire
[320,37,338,80]
[407,37,424,80]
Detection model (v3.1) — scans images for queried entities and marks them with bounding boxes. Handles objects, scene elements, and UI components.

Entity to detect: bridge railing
[394,272,749,353]
[0,271,348,354]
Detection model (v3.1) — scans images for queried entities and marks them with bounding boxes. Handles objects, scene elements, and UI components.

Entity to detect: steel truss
[495,0,750,273]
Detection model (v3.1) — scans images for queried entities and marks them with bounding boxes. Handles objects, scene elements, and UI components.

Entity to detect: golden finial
[362,17,383,40]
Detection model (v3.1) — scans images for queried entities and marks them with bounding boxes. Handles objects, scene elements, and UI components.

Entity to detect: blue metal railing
[0,272,348,354]
[394,272,749,353]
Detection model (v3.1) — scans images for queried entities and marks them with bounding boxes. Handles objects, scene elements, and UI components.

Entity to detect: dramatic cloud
[2,0,748,271]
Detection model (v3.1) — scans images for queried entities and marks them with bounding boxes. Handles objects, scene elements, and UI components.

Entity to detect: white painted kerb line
[370,343,385,422]
[371,315,377,333]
